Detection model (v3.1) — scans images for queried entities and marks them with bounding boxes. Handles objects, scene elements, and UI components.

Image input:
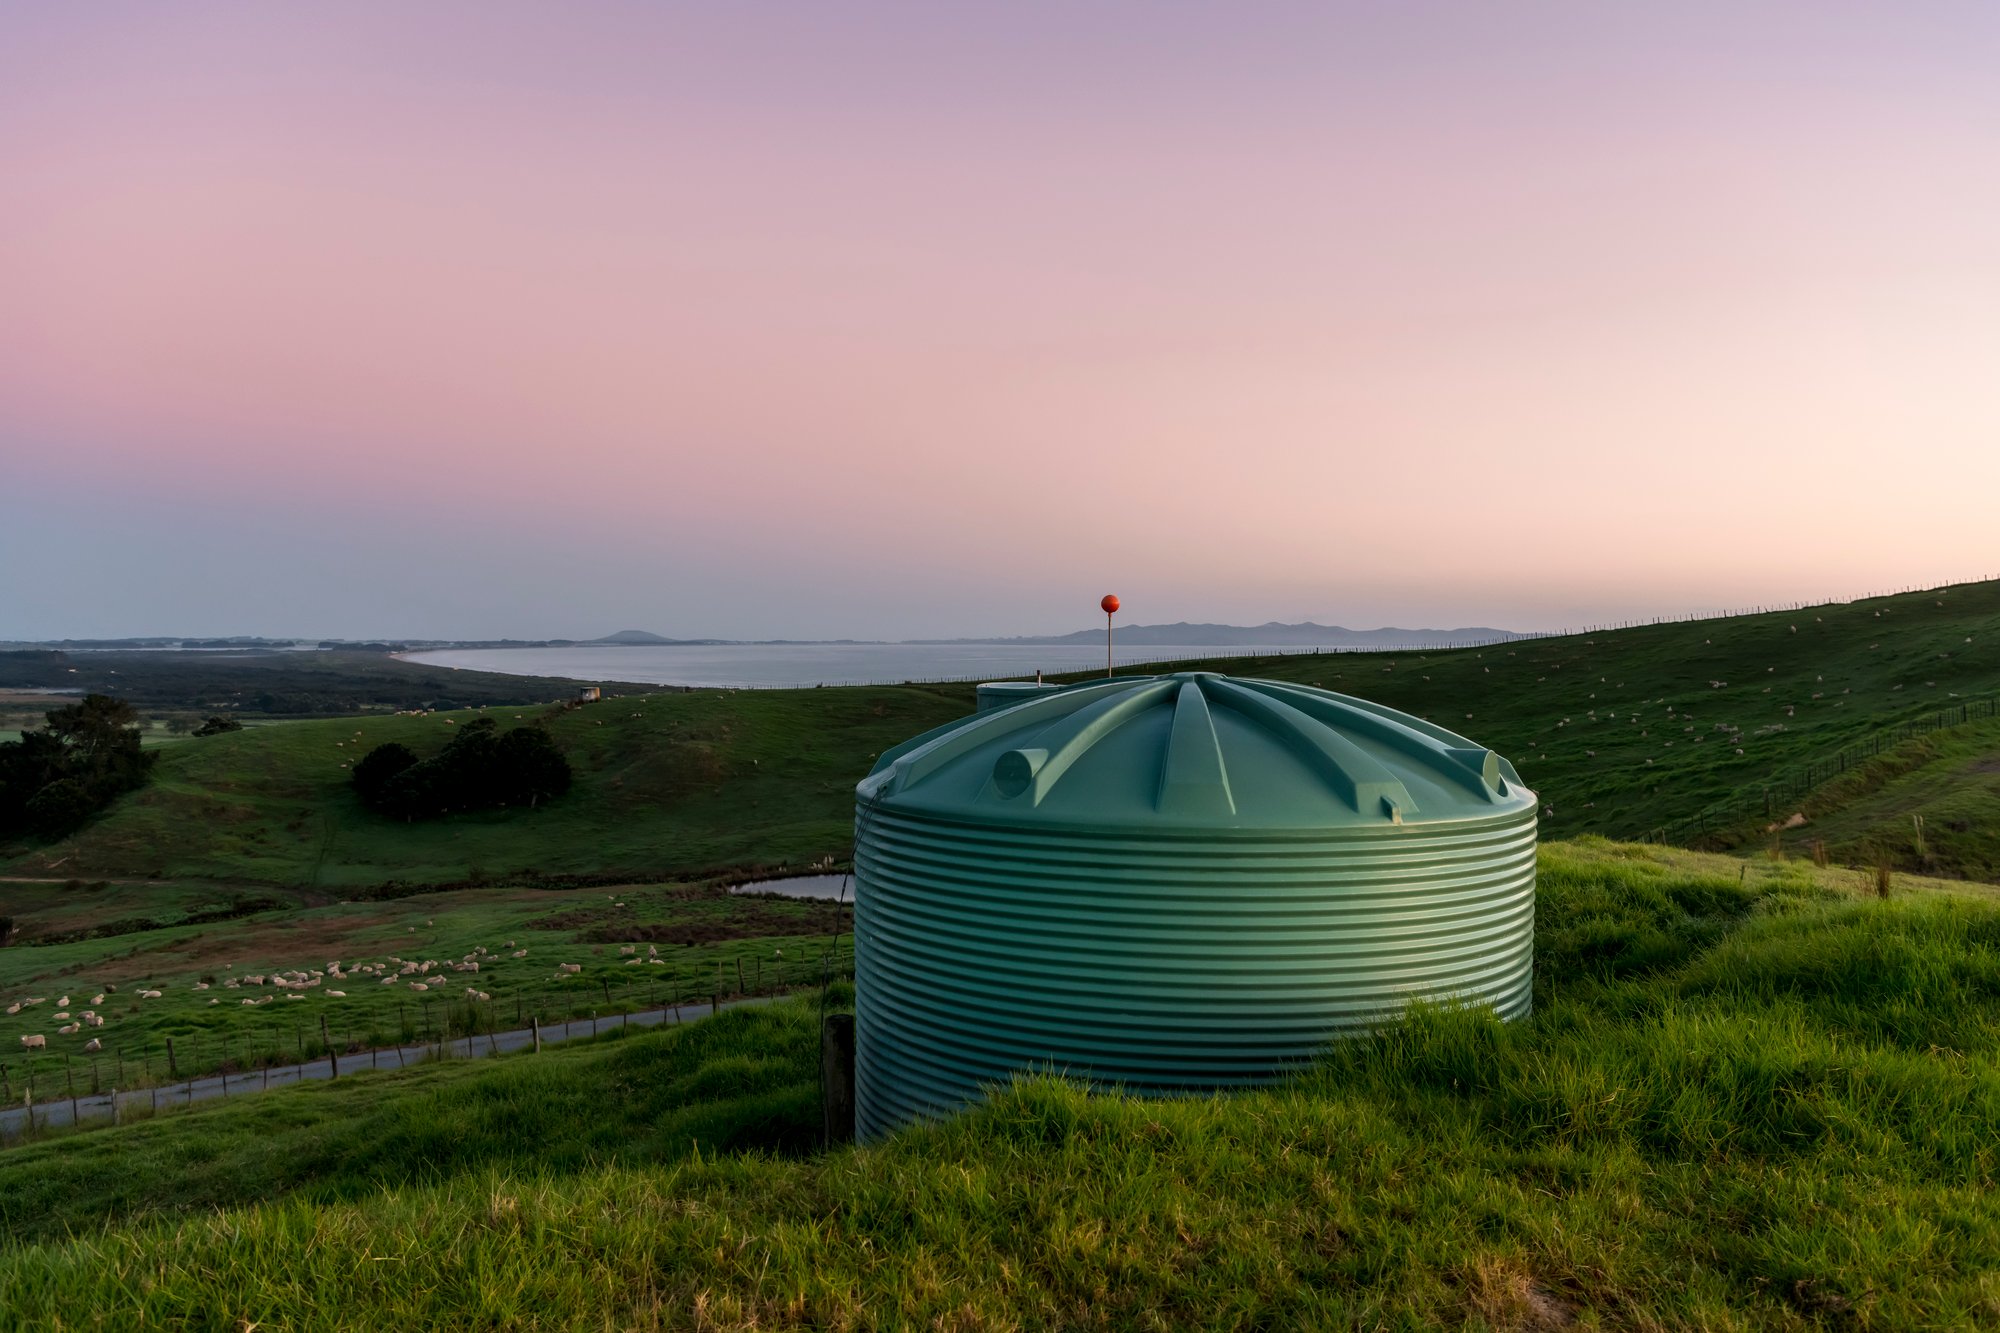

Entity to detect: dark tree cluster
[352,718,572,820]
[0,695,157,840]
[192,715,243,736]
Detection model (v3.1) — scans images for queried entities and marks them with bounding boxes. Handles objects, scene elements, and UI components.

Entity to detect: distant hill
[928,621,1523,648]
[590,630,686,645]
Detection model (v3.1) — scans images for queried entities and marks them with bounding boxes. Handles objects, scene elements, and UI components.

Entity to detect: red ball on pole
[1101,595,1120,677]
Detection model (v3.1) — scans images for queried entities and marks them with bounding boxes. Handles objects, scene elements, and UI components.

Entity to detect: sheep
[57,1023,80,1036]
[619,945,635,955]
[241,999,259,1007]
[139,989,162,999]
[2,1004,15,1016]
[512,950,528,958]
[53,1012,69,1021]
[83,1013,103,1027]
[19,1034,45,1050]
[558,963,582,975]
[326,990,346,998]
[57,995,70,1008]
[624,958,643,966]
[409,982,430,992]
[83,1038,102,1052]
[193,982,209,991]
[90,993,104,1005]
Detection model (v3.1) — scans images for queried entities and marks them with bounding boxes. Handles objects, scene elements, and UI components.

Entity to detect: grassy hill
[10,579,2000,890]
[1764,714,2000,879]
[2,684,969,886]
[3,841,1997,1329]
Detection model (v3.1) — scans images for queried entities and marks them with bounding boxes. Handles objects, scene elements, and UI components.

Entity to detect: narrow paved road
[2,994,781,1135]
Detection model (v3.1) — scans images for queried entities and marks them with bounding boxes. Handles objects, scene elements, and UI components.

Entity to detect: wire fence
[1640,695,2000,848]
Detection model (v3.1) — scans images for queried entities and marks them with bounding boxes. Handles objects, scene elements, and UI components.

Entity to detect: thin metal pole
[1106,612,1113,677]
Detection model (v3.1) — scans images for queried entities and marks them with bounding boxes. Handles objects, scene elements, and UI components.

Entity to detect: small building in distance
[576,686,601,703]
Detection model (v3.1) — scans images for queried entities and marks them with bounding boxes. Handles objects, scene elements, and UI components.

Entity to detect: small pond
[728,873,850,901]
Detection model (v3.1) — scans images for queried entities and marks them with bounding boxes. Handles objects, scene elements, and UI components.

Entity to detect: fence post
[321,1016,338,1078]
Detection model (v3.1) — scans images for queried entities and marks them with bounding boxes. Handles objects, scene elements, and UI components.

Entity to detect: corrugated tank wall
[853,809,1535,1140]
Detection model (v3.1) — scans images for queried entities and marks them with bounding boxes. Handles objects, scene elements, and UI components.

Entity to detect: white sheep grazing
[410,982,430,992]
[619,945,635,955]
[647,958,664,966]
[139,989,162,999]
[285,994,304,1001]
[3,1004,16,1016]
[20,1034,45,1050]
[474,991,490,1002]
[326,990,345,998]
[57,1023,80,1036]
[91,993,104,1005]
[209,999,220,1005]
[57,996,70,1008]
[53,1012,69,1021]
[83,1038,102,1052]
[512,950,528,958]
[624,958,643,966]
[193,982,209,991]
[241,999,259,1007]
[84,1012,102,1027]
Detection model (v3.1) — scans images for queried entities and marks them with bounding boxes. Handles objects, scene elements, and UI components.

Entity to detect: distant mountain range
[920,621,1522,648]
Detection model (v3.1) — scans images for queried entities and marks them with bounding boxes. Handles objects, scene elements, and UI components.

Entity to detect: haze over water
[404,643,1351,689]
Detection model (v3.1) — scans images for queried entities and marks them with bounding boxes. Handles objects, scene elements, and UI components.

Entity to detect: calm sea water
[401,642,1334,689]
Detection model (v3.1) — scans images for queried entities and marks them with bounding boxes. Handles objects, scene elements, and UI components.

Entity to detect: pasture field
[8,580,2000,891]
[0,996,839,1245]
[1764,713,2000,880]
[3,840,1998,1329]
[1,684,966,885]
[0,879,853,1097]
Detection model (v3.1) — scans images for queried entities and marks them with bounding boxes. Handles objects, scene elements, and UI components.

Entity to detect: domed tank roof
[859,672,1533,830]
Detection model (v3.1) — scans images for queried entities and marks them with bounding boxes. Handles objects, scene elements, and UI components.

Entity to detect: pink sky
[5,3,1999,639]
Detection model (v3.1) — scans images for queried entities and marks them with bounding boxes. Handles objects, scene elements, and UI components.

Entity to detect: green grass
[11,581,2000,892]
[2,686,967,886]
[0,996,836,1246]
[1755,714,2000,880]
[3,841,1999,1329]
[0,880,852,1096]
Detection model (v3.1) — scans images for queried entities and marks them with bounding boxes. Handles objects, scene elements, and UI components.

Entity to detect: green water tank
[852,671,1537,1141]
[974,680,1071,713]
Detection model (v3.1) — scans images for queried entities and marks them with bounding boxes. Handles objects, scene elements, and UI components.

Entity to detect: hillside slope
[4,842,1997,1329]
[2,685,969,885]
[7,580,1999,888]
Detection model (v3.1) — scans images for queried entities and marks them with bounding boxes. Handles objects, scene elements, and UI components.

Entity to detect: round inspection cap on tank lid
[858,671,1534,831]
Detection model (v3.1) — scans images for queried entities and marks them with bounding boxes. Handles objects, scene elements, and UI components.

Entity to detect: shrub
[191,715,243,737]
[357,724,570,820]
[352,742,420,808]
[25,779,97,838]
